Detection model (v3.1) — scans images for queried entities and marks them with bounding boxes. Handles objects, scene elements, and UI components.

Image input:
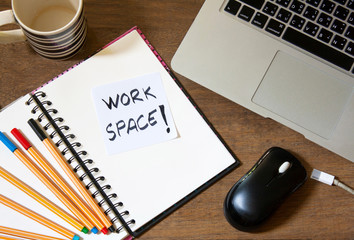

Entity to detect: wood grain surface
[0,0,353,239]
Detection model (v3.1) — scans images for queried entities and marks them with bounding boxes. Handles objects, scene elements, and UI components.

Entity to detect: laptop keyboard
[223,0,354,73]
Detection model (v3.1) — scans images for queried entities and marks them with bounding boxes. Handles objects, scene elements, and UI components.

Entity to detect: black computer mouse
[224,147,307,231]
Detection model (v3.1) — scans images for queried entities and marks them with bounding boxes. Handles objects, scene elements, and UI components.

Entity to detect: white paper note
[92,72,177,155]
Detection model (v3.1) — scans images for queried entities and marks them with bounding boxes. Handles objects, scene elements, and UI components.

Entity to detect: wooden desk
[0,0,353,239]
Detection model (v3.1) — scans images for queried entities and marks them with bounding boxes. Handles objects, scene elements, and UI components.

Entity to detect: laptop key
[238,5,255,21]
[348,0,354,9]
[320,0,336,13]
[306,0,321,7]
[276,0,291,7]
[304,22,320,36]
[334,5,349,20]
[263,2,279,16]
[318,28,334,42]
[277,8,292,23]
[252,12,269,28]
[282,27,354,71]
[349,12,354,24]
[304,6,319,20]
[345,42,354,55]
[290,0,306,14]
[240,0,265,10]
[331,19,347,34]
[317,12,333,27]
[225,0,242,15]
[332,35,347,49]
[266,19,286,36]
[290,15,306,29]
[333,0,347,4]
[345,26,354,40]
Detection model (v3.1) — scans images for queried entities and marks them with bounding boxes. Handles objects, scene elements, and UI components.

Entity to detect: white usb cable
[311,169,354,195]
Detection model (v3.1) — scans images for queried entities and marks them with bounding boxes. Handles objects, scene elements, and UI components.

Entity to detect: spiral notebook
[0,27,239,239]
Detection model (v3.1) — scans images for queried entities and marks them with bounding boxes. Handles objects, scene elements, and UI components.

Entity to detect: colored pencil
[0,235,22,240]
[11,128,109,234]
[0,226,65,240]
[0,132,94,234]
[0,194,80,240]
[28,119,114,233]
[0,166,84,234]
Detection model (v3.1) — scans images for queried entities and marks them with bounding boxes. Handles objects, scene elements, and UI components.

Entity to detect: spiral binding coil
[26,91,136,235]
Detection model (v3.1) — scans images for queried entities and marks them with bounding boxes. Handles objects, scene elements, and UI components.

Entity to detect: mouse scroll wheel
[278,161,291,174]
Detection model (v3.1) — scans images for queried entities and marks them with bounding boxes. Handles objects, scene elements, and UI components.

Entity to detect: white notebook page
[0,28,237,240]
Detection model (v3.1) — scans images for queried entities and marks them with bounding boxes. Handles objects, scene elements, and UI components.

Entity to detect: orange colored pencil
[0,132,94,234]
[0,226,65,240]
[0,194,80,240]
[28,119,114,233]
[0,166,84,233]
[0,235,23,240]
[11,128,109,234]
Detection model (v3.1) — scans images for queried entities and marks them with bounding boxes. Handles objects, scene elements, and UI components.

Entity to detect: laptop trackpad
[252,51,353,139]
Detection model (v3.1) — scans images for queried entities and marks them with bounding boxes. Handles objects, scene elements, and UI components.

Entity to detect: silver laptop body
[172,0,354,162]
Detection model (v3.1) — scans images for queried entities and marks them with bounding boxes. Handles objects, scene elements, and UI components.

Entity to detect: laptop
[172,0,354,162]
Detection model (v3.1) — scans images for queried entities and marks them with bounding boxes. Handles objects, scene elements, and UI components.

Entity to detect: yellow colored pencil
[0,226,65,240]
[0,132,94,234]
[11,128,109,234]
[0,235,22,240]
[28,119,114,233]
[0,166,83,234]
[0,194,79,240]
